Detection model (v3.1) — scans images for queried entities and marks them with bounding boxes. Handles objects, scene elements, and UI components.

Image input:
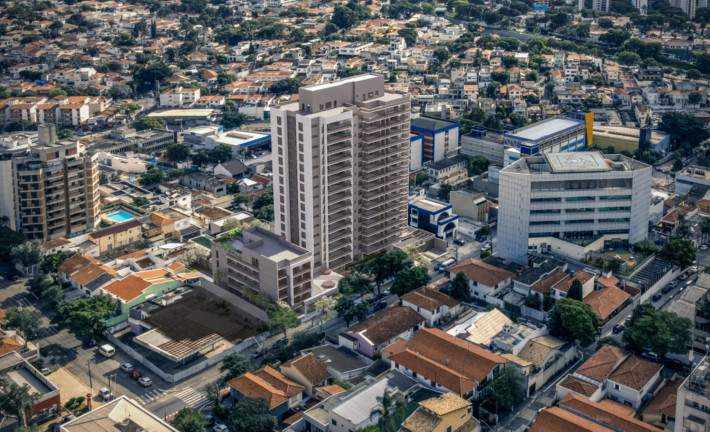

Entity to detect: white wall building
[498,152,652,264]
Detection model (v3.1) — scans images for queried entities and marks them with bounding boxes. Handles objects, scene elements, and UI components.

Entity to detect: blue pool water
[106,211,136,223]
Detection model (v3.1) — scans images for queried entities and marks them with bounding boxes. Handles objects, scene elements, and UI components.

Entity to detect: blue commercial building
[408,198,458,240]
[410,117,460,171]
[502,115,591,156]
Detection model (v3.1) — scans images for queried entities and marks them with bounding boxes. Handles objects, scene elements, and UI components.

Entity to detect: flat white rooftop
[304,73,379,92]
[545,152,611,173]
[508,118,582,141]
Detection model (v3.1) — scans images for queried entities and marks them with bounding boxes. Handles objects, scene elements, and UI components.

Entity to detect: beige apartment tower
[270,74,411,271]
[12,128,100,240]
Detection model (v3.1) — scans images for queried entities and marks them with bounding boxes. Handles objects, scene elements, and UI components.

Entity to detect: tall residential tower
[270,74,411,271]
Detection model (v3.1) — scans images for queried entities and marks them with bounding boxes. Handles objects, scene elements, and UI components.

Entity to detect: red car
[129,370,142,380]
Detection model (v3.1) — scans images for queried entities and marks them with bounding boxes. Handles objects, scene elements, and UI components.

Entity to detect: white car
[120,363,133,373]
[213,425,230,432]
[701,244,708,251]
[482,244,491,251]
[138,377,152,387]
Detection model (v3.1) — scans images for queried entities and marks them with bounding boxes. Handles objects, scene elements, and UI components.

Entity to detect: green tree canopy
[338,274,371,296]
[220,353,254,384]
[226,397,277,432]
[269,78,301,94]
[171,408,208,432]
[139,167,165,186]
[450,272,471,301]
[358,250,408,290]
[568,279,583,301]
[165,143,191,162]
[415,171,428,186]
[467,156,490,176]
[132,62,172,91]
[209,143,234,164]
[335,294,369,326]
[108,84,133,99]
[480,367,525,413]
[391,266,430,296]
[4,307,41,338]
[0,383,41,427]
[133,117,164,131]
[10,240,42,269]
[659,112,710,149]
[438,183,453,201]
[40,251,72,274]
[659,237,696,268]
[51,295,118,338]
[549,298,600,347]
[265,306,299,338]
[623,304,692,360]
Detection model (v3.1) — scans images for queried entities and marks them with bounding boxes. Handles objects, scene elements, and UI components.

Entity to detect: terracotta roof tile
[0,331,22,355]
[401,287,459,312]
[71,264,107,285]
[103,274,152,302]
[57,254,92,276]
[346,306,424,347]
[89,219,142,240]
[281,353,331,386]
[228,366,304,409]
[529,406,614,432]
[558,375,599,397]
[558,394,660,432]
[642,378,681,418]
[583,287,631,320]
[318,384,346,397]
[608,355,662,390]
[448,258,513,287]
[576,345,628,382]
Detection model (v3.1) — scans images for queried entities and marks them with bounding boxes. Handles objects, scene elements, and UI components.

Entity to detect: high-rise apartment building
[270,74,410,271]
[675,356,710,432]
[11,125,100,240]
[593,0,611,12]
[672,0,696,17]
[498,152,651,264]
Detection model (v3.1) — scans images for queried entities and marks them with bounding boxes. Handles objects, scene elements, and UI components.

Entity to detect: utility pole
[88,359,93,395]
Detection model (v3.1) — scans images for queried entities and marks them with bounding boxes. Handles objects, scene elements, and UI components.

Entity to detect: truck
[435,258,456,272]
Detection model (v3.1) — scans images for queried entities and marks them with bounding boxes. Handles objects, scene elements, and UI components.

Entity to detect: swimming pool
[105,211,136,223]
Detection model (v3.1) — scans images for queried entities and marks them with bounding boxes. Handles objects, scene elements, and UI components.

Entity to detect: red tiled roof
[576,345,628,382]
[281,353,331,386]
[608,355,662,390]
[448,258,513,287]
[89,219,142,239]
[583,287,630,320]
[103,275,152,302]
[228,366,304,409]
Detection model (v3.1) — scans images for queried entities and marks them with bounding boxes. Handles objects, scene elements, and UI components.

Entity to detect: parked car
[214,424,230,432]
[41,368,51,375]
[662,285,673,294]
[453,238,465,246]
[641,351,659,362]
[482,243,491,251]
[99,387,111,401]
[129,370,142,380]
[63,415,77,423]
[120,363,134,373]
[664,359,684,370]
[138,377,152,387]
[687,269,696,276]
[701,244,709,251]
[652,293,662,302]
[669,280,679,286]
[273,338,288,348]
[680,274,688,280]
[251,348,266,360]
[83,338,97,347]
[612,324,625,334]
[373,301,387,312]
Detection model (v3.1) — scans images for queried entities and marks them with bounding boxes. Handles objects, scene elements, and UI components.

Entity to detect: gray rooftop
[411,116,459,132]
[303,345,368,374]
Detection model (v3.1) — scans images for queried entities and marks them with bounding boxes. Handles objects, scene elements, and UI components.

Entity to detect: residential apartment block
[11,126,100,240]
[270,74,411,271]
[498,152,652,264]
[675,355,710,432]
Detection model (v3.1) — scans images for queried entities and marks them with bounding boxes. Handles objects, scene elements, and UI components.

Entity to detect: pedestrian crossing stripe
[174,388,208,408]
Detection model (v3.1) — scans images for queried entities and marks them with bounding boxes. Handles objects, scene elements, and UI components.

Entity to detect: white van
[99,387,111,401]
[99,344,115,358]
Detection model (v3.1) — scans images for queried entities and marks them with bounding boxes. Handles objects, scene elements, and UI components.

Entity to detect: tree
[331,4,357,29]
[4,307,41,338]
[467,156,490,176]
[480,250,491,259]
[314,296,337,327]
[598,18,614,28]
[108,84,133,99]
[0,383,41,427]
[40,251,72,274]
[209,143,234,164]
[176,247,209,268]
[226,397,277,432]
[220,353,254,384]
[525,295,541,309]
[338,274,371,296]
[568,279,583,301]
[659,112,710,149]
[478,225,491,237]
[336,295,369,326]
[139,168,165,186]
[57,129,73,139]
[438,183,452,201]
[41,285,64,306]
[659,237,696,268]
[26,275,51,297]
[486,81,501,98]
[617,51,641,65]
[369,390,406,431]
[433,48,451,64]
[266,306,299,338]
[398,28,417,46]
[133,117,164,131]
[415,171,428,186]
[689,92,703,105]
[10,240,42,271]
[222,101,248,129]
[549,298,600,347]
[623,305,692,360]
[358,250,408,291]
[167,169,184,180]
[165,144,191,162]
[450,272,471,301]
[233,193,252,206]
[171,408,208,432]
[509,112,528,128]
[0,224,24,262]
[52,295,118,338]
[480,367,524,413]
[391,266,430,296]
[132,62,172,91]
[269,78,301,94]
[687,69,702,79]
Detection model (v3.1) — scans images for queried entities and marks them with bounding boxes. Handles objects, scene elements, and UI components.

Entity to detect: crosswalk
[174,387,209,410]
[139,388,166,404]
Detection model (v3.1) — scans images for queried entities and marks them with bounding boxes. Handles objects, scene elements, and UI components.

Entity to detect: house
[399,393,481,432]
[556,345,662,409]
[447,259,514,302]
[213,159,251,179]
[302,345,369,381]
[159,86,200,107]
[427,155,469,186]
[280,353,332,397]
[583,287,631,325]
[400,286,461,327]
[530,393,660,432]
[0,351,61,425]
[508,335,576,396]
[87,220,143,253]
[179,172,227,197]
[228,366,304,419]
[385,328,508,398]
[300,371,422,432]
[339,306,425,359]
[639,377,681,428]
[60,396,178,432]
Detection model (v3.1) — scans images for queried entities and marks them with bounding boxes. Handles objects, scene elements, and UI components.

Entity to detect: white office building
[675,356,710,432]
[498,152,652,264]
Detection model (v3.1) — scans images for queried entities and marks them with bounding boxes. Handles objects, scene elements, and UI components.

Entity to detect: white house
[448,258,514,302]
